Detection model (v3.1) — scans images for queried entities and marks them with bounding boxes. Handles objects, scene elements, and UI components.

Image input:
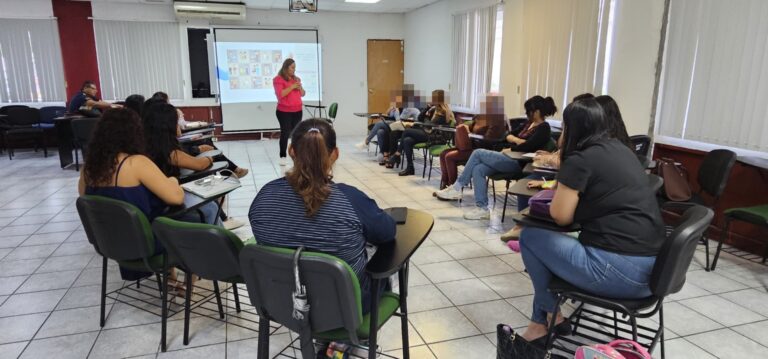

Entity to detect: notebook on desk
[181,174,241,199]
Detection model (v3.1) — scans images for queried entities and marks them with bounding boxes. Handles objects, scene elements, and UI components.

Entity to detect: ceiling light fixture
[345,0,381,3]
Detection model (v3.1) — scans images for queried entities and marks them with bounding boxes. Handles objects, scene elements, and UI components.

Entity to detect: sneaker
[279,157,289,166]
[436,186,462,201]
[464,206,490,220]
[507,240,521,253]
[500,226,522,242]
[223,218,245,230]
[354,142,368,150]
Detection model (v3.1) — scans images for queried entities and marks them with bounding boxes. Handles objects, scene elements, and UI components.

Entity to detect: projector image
[289,0,318,13]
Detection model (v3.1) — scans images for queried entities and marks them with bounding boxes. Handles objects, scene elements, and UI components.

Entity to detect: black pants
[276,110,302,158]
[400,128,429,168]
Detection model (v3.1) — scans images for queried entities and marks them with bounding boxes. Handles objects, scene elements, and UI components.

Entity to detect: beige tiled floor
[0,137,767,358]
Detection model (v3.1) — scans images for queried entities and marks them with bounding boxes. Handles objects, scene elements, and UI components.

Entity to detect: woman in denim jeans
[515,98,664,346]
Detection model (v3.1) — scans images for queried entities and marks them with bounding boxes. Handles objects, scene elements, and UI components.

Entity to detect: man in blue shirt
[68,81,118,116]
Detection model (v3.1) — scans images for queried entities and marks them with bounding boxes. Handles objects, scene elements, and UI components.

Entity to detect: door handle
[368,89,374,94]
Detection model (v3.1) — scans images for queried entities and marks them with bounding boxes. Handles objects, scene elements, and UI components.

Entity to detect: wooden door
[367,39,404,125]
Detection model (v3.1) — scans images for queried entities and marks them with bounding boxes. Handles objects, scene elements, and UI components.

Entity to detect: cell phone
[385,207,408,224]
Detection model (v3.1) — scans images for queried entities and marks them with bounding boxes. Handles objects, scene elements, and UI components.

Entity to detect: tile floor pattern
[0,138,767,359]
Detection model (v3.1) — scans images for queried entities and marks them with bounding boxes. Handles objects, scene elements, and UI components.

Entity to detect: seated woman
[435,96,557,220]
[150,91,249,179]
[249,119,396,314]
[124,94,145,115]
[77,108,185,286]
[516,98,664,346]
[142,102,222,226]
[355,94,404,164]
[393,89,454,176]
[437,94,507,189]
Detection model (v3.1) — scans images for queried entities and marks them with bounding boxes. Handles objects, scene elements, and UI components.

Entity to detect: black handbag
[496,324,565,359]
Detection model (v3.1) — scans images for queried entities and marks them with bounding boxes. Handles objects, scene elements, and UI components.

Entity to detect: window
[187,28,214,98]
[520,0,612,110]
[451,4,501,110]
[0,19,65,103]
[93,20,184,101]
[655,0,768,154]
[490,5,504,93]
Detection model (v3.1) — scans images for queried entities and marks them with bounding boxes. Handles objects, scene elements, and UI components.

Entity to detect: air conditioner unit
[174,1,246,21]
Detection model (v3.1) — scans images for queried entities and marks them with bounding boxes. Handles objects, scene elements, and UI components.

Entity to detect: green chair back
[76,195,157,266]
[239,244,364,342]
[544,138,558,152]
[328,102,338,119]
[152,217,245,281]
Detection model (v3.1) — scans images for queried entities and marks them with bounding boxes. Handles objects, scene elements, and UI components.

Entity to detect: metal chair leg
[100,256,107,327]
[232,283,241,313]
[257,316,270,358]
[711,217,731,271]
[183,272,192,345]
[213,280,224,319]
[161,255,169,352]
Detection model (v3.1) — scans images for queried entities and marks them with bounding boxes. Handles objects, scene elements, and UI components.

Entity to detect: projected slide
[216,42,321,104]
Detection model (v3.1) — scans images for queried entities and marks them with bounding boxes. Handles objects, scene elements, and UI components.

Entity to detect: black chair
[239,244,405,359]
[71,117,99,171]
[660,149,737,270]
[76,195,173,329]
[487,172,525,222]
[630,135,652,157]
[543,205,714,359]
[38,106,66,129]
[152,216,251,351]
[3,106,46,159]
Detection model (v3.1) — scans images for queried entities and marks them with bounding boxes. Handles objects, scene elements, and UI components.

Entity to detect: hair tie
[307,128,320,133]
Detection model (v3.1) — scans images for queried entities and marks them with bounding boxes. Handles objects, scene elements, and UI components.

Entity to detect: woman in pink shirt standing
[273,58,305,166]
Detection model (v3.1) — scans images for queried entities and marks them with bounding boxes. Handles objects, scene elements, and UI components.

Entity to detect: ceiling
[83,0,443,13]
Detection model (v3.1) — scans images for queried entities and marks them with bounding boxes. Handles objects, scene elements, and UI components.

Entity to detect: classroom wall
[53,0,101,100]
[90,2,405,137]
[0,0,53,18]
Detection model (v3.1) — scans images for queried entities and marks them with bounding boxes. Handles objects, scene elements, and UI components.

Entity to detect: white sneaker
[279,157,289,166]
[223,218,245,230]
[354,142,368,150]
[436,186,462,201]
[464,207,490,220]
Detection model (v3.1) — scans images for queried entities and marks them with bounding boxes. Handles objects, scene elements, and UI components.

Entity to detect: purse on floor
[497,324,566,359]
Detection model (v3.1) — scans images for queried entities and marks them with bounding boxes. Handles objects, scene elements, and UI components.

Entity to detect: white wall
[0,0,53,18]
[499,0,524,116]
[604,0,665,136]
[90,3,405,136]
[403,0,501,110]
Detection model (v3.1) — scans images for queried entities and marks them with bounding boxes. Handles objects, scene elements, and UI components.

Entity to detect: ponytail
[542,96,557,117]
[285,119,337,217]
[524,95,558,119]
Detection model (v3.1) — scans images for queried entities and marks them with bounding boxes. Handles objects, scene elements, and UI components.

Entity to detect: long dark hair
[142,102,181,177]
[83,108,145,187]
[285,119,337,217]
[278,58,296,81]
[595,95,632,149]
[124,94,145,115]
[560,98,609,162]
[524,96,557,120]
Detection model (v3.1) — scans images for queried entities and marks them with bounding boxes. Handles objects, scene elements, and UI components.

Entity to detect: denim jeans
[366,121,388,144]
[456,149,522,209]
[519,227,656,324]
[181,197,222,226]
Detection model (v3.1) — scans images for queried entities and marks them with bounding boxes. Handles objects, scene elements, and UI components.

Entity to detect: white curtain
[0,19,65,103]
[656,0,768,153]
[451,4,498,110]
[521,0,611,110]
[93,20,184,101]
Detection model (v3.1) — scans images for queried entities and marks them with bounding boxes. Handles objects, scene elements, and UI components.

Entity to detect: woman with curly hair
[78,108,185,282]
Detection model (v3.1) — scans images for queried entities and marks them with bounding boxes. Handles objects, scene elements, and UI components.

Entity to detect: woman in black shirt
[516,98,664,344]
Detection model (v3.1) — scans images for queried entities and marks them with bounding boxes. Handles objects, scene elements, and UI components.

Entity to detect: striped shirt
[248,178,396,294]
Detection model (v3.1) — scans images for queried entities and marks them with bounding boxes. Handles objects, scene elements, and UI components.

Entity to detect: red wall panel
[52,0,100,101]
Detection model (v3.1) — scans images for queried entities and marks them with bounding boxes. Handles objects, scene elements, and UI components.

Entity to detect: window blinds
[520,0,611,111]
[0,19,65,103]
[451,4,498,110]
[93,20,184,101]
[656,0,768,153]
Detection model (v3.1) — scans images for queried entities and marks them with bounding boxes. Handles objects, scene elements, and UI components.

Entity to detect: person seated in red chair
[68,81,120,117]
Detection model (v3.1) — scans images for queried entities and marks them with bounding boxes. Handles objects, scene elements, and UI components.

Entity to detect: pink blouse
[273,75,303,112]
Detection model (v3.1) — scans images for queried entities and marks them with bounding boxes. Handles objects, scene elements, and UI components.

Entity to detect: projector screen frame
[212,26,322,133]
